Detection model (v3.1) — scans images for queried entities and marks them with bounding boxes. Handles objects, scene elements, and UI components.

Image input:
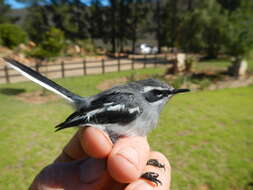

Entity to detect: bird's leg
[106,130,122,144]
[147,159,165,170]
[141,172,162,186]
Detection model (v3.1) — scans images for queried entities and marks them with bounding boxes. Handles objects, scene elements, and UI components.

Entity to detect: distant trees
[1,0,253,58]
[217,0,241,11]
[22,0,90,43]
[160,0,179,49]
[0,0,27,48]
[127,0,149,52]
[0,0,12,23]
[224,0,253,58]
[89,0,105,40]
[160,0,253,58]
[201,1,228,58]
[106,0,118,53]
[89,0,149,52]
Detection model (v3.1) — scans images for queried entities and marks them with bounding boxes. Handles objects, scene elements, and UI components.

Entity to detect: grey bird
[3,57,189,185]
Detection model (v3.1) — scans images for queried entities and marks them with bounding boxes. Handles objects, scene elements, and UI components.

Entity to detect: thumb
[30,158,108,190]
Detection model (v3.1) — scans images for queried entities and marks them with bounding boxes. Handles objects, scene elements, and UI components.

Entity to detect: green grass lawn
[0,67,252,190]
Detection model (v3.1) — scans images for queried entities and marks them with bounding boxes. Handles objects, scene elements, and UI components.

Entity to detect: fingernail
[80,158,106,183]
[117,147,139,169]
[128,180,154,190]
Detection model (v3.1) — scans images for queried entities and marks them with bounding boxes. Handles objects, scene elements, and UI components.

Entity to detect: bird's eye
[143,89,165,103]
[152,90,163,97]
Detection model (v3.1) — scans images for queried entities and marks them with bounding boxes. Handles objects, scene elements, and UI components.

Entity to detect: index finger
[56,127,113,162]
[107,136,150,183]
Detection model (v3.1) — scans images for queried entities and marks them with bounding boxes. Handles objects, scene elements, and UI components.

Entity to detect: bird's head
[134,78,190,112]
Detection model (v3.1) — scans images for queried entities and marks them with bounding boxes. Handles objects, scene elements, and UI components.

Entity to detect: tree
[155,0,161,52]
[127,0,149,52]
[177,10,205,53]
[160,0,181,49]
[105,0,119,53]
[101,0,149,53]
[0,0,11,24]
[23,0,90,42]
[224,1,253,58]
[201,0,228,58]
[118,0,128,52]
[175,0,228,57]
[89,0,106,39]
[217,0,241,12]
[24,5,51,42]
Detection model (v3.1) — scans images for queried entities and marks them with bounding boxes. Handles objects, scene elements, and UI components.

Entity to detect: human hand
[29,127,171,190]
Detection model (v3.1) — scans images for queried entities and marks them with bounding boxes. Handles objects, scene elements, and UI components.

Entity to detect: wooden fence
[0,54,173,84]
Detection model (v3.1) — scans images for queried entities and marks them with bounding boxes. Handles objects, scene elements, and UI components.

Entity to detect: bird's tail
[55,111,85,131]
[3,58,83,105]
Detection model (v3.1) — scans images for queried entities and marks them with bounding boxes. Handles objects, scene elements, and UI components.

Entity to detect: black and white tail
[3,58,83,104]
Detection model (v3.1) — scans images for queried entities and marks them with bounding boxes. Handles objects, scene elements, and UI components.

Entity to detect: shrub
[79,38,96,53]
[198,79,212,90]
[0,24,28,48]
[171,76,189,89]
[28,47,52,60]
[28,27,65,59]
[185,56,197,72]
[41,27,65,57]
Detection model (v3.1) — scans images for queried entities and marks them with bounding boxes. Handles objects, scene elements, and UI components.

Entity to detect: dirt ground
[16,90,58,104]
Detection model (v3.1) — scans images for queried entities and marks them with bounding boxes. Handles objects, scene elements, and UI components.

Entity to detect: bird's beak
[171,88,190,94]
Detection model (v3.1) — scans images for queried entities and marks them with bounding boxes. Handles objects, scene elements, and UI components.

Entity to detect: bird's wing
[55,92,142,131]
[3,58,82,104]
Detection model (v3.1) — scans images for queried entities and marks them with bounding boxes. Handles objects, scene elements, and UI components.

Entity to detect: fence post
[83,59,87,75]
[165,52,168,65]
[35,63,39,72]
[131,56,134,70]
[61,61,65,78]
[144,54,147,68]
[117,55,121,72]
[102,59,105,74]
[4,66,10,83]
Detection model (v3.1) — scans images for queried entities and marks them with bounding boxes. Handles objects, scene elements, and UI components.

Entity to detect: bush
[79,38,96,53]
[28,48,53,60]
[185,56,197,72]
[0,24,28,48]
[41,27,65,57]
[171,76,190,89]
[28,27,65,59]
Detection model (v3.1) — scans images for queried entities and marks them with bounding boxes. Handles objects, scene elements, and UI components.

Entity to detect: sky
[6,0,109,9]
[6,0,28,9]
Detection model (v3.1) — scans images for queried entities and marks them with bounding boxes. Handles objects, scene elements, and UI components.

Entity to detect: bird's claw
[141,172,162,186]
[147,159,165,170]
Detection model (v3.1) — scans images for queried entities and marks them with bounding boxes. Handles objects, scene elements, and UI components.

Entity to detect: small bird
[3,57,189,185]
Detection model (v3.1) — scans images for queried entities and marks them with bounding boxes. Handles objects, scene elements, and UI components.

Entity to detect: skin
[29,127,171,190]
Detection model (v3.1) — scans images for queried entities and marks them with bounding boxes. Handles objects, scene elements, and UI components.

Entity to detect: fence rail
[0,53,174,84]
